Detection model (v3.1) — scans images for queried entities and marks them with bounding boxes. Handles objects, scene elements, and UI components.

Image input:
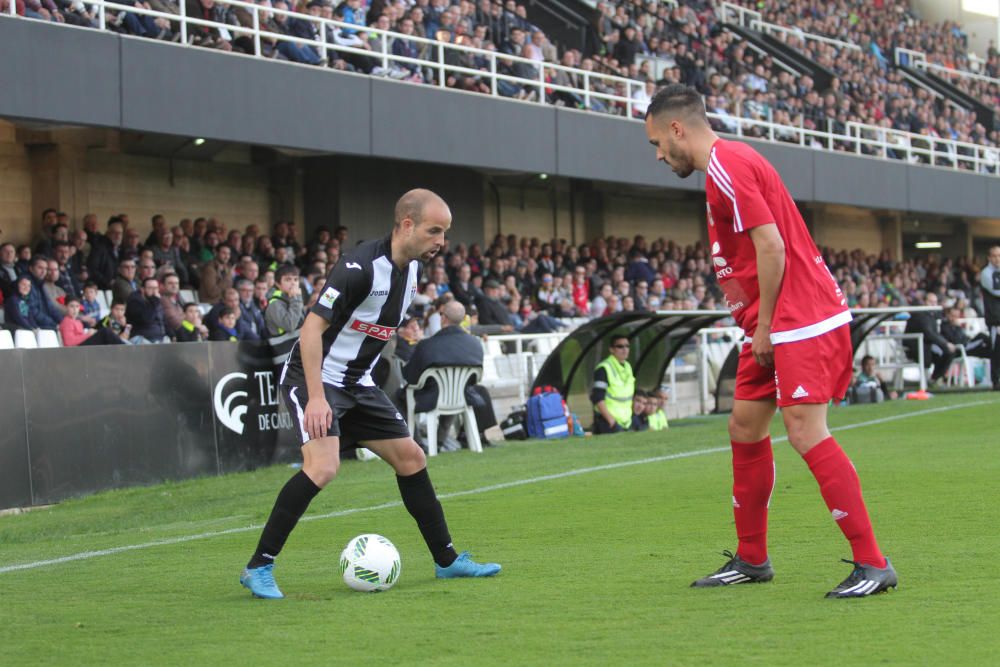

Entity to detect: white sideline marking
[0,399,992,575]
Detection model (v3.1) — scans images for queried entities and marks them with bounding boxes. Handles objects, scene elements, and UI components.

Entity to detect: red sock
[803,437,886,568]
[732,436,774,566]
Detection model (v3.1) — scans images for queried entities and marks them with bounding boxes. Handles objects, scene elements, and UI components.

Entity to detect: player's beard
[667,143,695,178]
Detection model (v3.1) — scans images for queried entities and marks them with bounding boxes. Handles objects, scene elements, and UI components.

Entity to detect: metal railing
[896,46,1000,89]
[4,0,999,177]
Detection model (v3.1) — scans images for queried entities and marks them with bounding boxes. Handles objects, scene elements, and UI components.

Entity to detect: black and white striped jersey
[280,236,420,389]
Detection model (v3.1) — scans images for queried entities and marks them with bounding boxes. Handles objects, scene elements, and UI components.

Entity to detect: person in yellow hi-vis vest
[647,388,670,431]
[590,334,635,434]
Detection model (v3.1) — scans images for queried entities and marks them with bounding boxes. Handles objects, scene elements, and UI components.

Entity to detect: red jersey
[705,139,850,343]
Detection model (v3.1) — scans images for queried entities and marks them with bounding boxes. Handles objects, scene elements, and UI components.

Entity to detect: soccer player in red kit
[645,84,897,598]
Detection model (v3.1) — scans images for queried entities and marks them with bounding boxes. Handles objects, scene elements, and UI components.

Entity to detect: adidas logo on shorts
[791,385,809,399]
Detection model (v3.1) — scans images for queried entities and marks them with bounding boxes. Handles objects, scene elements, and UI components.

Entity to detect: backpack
[526,385,569,439]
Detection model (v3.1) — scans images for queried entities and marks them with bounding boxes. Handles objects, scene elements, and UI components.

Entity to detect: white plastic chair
[179,289,196,305]
[0,329,13,350]
[14,330,38,349]
[406,366,483,457]
[36,329,61,348]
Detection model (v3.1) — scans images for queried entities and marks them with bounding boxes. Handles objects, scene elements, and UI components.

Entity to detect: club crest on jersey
[351,319,394,341]
[319,287,340,309]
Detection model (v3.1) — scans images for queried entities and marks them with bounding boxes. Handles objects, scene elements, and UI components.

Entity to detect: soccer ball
[339,534,402,592]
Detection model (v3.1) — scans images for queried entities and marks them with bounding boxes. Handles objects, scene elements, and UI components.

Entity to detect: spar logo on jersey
[351,319,394,341]
[712,241,733,278]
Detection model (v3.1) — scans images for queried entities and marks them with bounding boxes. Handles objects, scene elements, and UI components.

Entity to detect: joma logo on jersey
[369,289,389,297]
[351,320,394,340]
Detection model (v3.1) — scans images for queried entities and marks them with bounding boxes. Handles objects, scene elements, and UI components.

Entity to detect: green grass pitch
[2,393,998,665]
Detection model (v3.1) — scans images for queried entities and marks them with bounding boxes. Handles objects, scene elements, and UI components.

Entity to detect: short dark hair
[219,306,238,318]
[861,355,874,365]
[609,334,629,347]
[275,264,299,282]
[183,302,200,312]
[645,83,707,124]
[142,277,159,287]
[83,281,99,291]
[65,295,81,307]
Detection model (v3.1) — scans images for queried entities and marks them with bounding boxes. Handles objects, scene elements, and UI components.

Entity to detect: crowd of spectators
[3,205,997,349]
[0,208,334,345]
[8,0,1000,166]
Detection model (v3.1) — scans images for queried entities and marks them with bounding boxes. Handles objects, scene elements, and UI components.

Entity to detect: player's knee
[728,413,760,443]
[305,459,340,487]
[405,440,427,469]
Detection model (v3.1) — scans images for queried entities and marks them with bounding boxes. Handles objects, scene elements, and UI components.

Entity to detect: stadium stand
[5,0,999,172]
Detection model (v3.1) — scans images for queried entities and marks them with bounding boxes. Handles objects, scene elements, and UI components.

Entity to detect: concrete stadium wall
[3,17,1000,248]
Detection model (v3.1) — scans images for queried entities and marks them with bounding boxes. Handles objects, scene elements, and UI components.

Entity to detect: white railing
[896,46,1000,90]
[4,0,999,177]
[750,19,861,53]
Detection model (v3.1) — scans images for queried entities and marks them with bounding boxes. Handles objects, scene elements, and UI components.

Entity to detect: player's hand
[304,396,333,440]
[752,325,774,368]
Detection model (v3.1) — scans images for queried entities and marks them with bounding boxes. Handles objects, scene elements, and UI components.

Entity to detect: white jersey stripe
[708,153,735,192]
[709,150,736,189]
[709,150,744,232]
[769,309,853,345]
[287,387,309,444]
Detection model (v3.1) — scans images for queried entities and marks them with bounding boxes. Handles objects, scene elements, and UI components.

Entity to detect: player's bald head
[645,84,708,126]
[443,300,466,325]
[394,189,450,229]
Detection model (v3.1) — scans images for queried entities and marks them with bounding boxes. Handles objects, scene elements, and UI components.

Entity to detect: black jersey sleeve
[590,366,609,404]
[310,257,371,323]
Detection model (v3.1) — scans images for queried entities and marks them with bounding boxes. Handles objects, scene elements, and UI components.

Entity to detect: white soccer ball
[339,534,402,592]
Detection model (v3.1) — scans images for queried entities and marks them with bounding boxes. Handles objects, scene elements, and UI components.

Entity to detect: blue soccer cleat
[240,563,285,599]
[435,551,502,578]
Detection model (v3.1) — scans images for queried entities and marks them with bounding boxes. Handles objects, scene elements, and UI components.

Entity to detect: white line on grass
[0,398,993,575]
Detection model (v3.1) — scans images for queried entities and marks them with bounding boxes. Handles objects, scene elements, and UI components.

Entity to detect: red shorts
[734,324,853,407]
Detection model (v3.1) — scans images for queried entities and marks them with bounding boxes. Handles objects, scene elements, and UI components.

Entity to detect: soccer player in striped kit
[240,189,500,599]
[645,85,896,598]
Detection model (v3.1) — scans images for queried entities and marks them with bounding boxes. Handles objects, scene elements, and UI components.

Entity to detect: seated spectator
[647,389,669,431]
[78,282,102,327]
[59,296,125,346]
[0,242,18,298]
[111,259,138,306]
[4,275,58,331]
[940,305,993,359]
[174,303,208,342]
[42,259,69,316]
[403,301,496,451]
[630,391,650,432]
[99,301,131,342]
[22,262,63,329]
[199,244,233,304]
[126,277,167,343]
[475,279,514,331]
[152,228,190,286]
[853,354,897,402]
[236,278,267,340]
[159,273,184,333]
[264,265,305,336]
[87,219,125,289]
[903,293,954,384]
[209,307,242,341]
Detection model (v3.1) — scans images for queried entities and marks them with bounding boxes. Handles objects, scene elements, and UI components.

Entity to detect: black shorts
[282,383,411,448]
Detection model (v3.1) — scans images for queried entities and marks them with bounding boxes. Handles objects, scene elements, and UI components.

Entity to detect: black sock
[396,468,458,567]
[247,470,322,569]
